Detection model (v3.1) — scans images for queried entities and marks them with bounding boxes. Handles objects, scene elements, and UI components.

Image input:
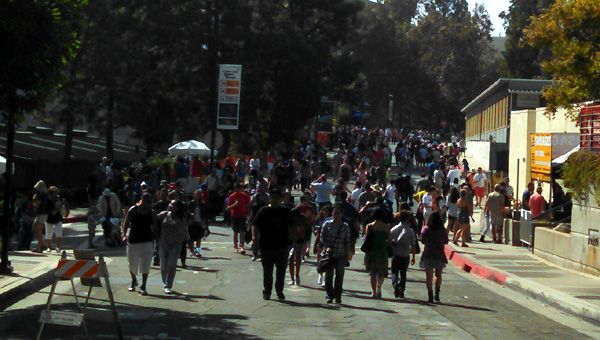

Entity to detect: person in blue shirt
[311,174,333,211]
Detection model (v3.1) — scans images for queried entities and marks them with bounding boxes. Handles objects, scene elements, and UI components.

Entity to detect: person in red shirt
[227,183,251,254]
[529,186,548,218]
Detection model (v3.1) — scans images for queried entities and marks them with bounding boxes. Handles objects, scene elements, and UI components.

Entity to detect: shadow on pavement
[182,265,220,273]
[145,291,225,302]
[0,303,260,339]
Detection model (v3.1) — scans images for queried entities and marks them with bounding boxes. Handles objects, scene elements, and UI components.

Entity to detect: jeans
[261,248,288,295]
[159,242,180,289]
[325,256,347,300]
[391,256,410,293]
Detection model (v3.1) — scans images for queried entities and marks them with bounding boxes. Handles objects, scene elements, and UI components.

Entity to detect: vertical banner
[217,64,242,130]
[530,133,552,182]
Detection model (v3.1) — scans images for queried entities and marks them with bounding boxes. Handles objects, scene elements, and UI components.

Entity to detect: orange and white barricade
[36,251,123,340]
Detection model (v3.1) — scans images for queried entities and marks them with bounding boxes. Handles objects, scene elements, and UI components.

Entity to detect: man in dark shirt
[253,188,294,300]
[522,182,534,211]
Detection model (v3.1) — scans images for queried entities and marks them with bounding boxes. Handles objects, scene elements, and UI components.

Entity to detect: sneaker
[55,248,61,253]
[251,256,257,262]
[288,281,295,286]
[234,248,238,253]
[263,291,271,300]
[326,298,333,304]
[276,292,285,300]
[335,298,342,304]
[321,281,326,287]
[139,287,147,296]
[164,287,172,294]
[240,249,246,255]
[128,279,138,292]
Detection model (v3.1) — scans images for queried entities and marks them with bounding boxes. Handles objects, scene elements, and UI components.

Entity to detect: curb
[505,277,600,326]
[444,245,508,284]
[63,215,87,224]
[444,244,600,325]
[0,266,56,311]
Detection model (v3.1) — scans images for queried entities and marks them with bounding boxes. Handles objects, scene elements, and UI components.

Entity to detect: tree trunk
[62,114,74,186]
[106,90,114,161]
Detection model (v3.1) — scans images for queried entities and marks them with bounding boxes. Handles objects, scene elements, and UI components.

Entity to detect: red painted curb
[444,245,508,285]
[63,215,87,224]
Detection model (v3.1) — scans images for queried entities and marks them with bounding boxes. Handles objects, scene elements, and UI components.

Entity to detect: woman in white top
[446,187,460,236]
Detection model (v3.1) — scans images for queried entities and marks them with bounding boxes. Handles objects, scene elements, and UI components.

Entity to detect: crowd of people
[19,125,555,304]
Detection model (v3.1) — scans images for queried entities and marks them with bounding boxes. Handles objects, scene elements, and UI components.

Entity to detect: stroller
[100,216,121,247]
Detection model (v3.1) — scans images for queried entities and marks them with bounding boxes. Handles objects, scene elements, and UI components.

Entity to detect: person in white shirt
[311,175,333,211]
[390,211,416,298]
[433,166,444,190]
[473,167,488,208]
[349,181,364,210]
[384,179,397,211]
[446,166,462,187]
[421,186,436,224]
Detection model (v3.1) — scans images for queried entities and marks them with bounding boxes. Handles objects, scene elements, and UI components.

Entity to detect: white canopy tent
[0,155,6,174]
[552,145,580,166]
[168,140,215,158]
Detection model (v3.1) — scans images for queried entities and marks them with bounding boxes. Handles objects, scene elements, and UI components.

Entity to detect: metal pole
[1,105,15,274]
[208,0,219,170]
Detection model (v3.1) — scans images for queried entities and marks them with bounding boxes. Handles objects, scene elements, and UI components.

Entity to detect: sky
[468,0,511,36]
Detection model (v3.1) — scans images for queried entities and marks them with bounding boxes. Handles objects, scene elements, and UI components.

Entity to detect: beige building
[508,107,579,203]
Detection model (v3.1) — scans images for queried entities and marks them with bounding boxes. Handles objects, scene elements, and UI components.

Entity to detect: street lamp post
[1,102,16,274]
[388,94,394,125]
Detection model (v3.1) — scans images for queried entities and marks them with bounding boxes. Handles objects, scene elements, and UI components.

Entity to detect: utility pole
[1,100,16,274]
[208,0,219,169]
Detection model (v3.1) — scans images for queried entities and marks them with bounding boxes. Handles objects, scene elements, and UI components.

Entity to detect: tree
[0,0,87,273]
[524,0,600,119]
[500,0,555,78]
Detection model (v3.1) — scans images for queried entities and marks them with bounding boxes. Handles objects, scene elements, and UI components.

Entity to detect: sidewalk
[447,208,600,324]
[0,208,88,310]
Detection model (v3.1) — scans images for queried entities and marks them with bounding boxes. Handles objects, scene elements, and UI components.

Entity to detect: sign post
[217,64,242,130]
[530,133,552,182]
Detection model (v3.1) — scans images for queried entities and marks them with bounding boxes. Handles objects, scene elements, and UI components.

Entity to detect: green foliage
[525,0,600,120]
[499,0,554,78]
[0,0,87,115]
[562,150,600,204]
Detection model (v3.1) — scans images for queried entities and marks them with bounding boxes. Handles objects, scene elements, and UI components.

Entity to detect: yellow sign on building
[530,133,552,182]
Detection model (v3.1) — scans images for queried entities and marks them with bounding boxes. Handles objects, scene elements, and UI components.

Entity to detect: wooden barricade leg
[35,280,58,340]
[99,255,123,340]
[70,278,91,339]
[84,285,93,306]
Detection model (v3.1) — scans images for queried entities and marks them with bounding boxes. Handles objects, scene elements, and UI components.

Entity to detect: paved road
[1,221,599,339]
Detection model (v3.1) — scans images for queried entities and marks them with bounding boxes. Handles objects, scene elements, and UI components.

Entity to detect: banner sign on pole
[217,64,242,130]
[530,133,552,182]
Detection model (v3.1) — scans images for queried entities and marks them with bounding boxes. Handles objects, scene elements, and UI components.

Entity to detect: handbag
[360,230,372,253]
[316,250,332,273]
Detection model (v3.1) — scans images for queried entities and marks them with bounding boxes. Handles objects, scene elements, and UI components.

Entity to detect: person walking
[32,180,50,253]
[227,183,251,254]
[362,208,392,299]
[157,200,190,294]
[320,204,352,304]
[390,211,416,298]
[44,186,68,252]
[483,184,506,243]
[473,167,488,208]
[121,193,155,296]
[446,187,460,236]
[311,174,333,211]
[420,212,448,303]
[253,189,294,300]
[454,189,472,247]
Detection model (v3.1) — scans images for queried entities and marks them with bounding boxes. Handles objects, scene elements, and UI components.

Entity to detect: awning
[552,145,580,165]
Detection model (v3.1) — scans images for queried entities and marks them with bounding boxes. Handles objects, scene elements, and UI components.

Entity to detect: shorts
[490,214,504,226]
[288,243,304,262]
[34,214,48,225]
[475,186,485,197]
[127,242,154,274]
[231,217,247,233]
[45,222,62,238]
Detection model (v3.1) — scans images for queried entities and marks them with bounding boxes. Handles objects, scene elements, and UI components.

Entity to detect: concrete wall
[535,228,600,275]
[465,141,490,170]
